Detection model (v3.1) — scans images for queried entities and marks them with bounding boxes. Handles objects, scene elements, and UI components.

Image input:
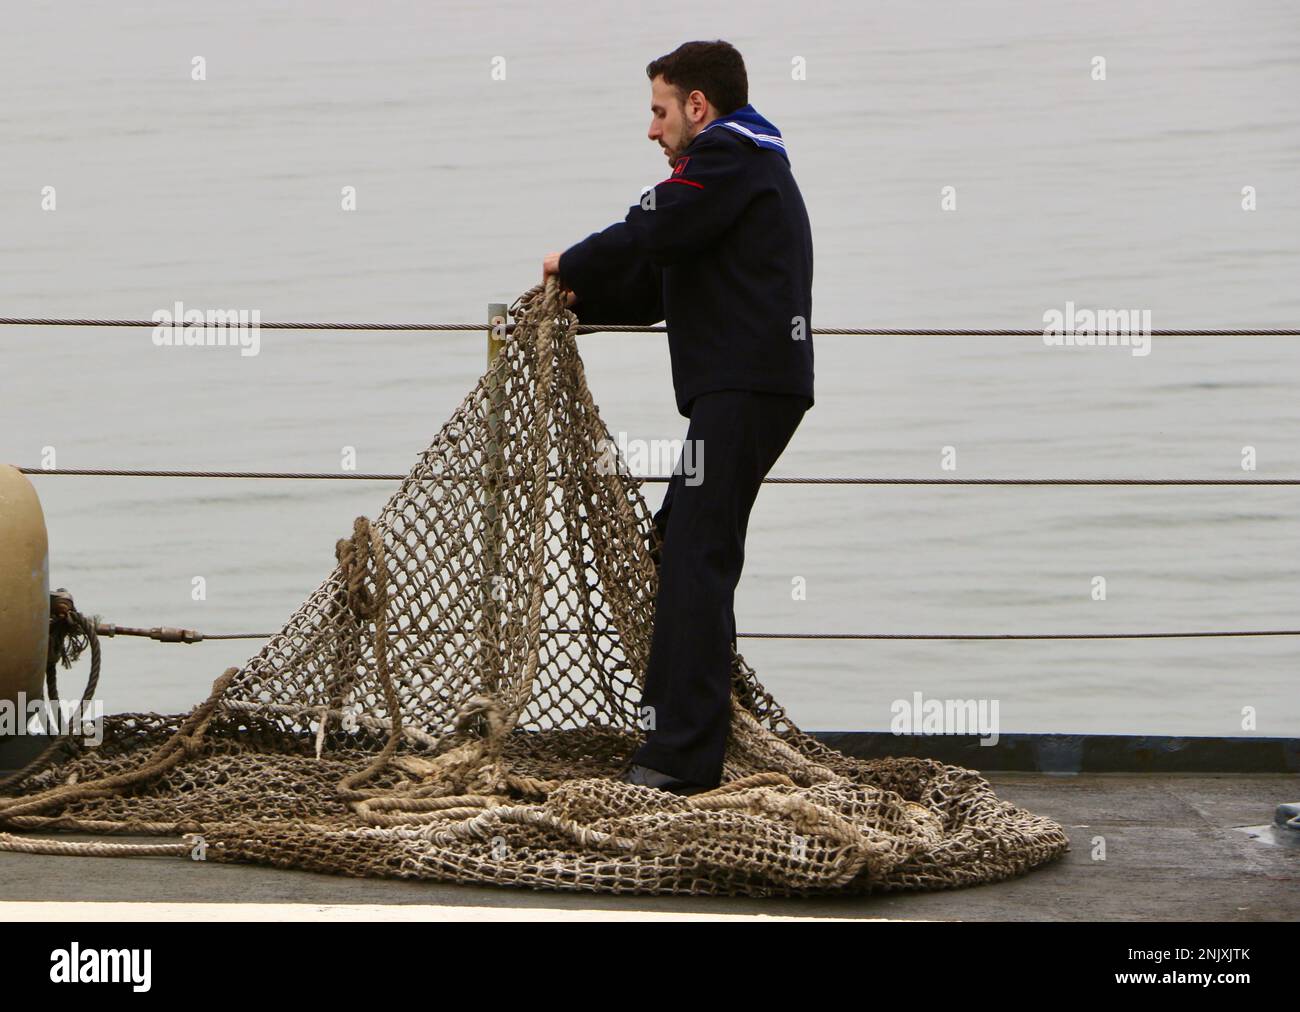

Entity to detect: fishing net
[0,281,1069,896]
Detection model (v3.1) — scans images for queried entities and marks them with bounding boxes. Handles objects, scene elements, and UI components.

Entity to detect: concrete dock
[1,773,1296,921]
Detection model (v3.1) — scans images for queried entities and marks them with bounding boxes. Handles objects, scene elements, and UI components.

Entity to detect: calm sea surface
[3,1,1298,733]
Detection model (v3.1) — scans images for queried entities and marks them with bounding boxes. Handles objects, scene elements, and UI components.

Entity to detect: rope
[19,467,1300,485]
[332,516,404,801]
[325,281,567,812]
[0,832,193,858]
[0,666,238,821]
[2,317,1298,336]
[91,625,1300,643]
[0,594,102,794]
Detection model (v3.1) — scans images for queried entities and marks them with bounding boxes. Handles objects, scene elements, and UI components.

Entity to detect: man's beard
[666,123,699,161]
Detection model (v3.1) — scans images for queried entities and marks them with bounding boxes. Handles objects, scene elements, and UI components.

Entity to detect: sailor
[542,40,814,795]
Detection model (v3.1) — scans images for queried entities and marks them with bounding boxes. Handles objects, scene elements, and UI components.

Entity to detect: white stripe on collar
[704,120,788,150]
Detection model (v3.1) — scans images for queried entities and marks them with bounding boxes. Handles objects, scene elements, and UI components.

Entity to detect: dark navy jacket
[558,120,814,418]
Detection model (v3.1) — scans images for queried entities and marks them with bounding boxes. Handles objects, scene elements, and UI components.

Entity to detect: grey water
[2,0,1297,736]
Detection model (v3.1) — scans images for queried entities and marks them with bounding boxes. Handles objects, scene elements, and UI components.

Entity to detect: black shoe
[619,763,710,796]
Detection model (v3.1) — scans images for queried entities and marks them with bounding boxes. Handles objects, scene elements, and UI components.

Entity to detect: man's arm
[620,132,754,265]
[558,223,664,326]
[552,131,753,324]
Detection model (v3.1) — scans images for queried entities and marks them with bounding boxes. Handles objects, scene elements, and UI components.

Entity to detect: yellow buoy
[0,465,48,713]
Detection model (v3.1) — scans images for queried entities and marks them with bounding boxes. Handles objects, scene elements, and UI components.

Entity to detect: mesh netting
[0,282,1070,896]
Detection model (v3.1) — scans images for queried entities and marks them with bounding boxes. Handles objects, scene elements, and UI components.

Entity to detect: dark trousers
[631,389,809,786]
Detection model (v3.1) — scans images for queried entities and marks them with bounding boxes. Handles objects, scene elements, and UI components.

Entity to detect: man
[541,40,814,795]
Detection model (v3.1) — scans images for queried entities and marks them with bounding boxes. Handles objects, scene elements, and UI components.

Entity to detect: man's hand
[542,252,577,307]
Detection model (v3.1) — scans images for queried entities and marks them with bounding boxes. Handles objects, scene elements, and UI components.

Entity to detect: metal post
[487,302,507,367]
[477,303,508,693]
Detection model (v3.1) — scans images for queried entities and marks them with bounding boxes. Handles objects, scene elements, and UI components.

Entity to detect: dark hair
[646,40,748,116]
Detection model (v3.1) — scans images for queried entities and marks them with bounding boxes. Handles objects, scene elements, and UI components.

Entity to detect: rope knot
[336,516,381,620]
[454,695,508,745]
[175,734,207,758]
[47,589,94,676]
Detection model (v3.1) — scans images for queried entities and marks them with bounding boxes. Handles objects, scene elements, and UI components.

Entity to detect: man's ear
[687,89,711,124]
